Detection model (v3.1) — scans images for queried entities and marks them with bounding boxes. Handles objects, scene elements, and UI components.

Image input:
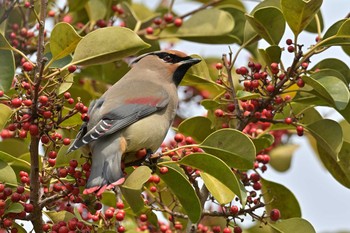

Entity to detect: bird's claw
[143,150,162,173]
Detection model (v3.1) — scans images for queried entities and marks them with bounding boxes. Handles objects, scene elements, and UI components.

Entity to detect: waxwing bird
[67,50,201,195]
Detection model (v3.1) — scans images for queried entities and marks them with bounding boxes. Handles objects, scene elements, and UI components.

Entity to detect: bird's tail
[83,136,125,195]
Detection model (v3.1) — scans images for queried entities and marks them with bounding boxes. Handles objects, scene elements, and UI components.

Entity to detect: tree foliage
[0,0,349,232]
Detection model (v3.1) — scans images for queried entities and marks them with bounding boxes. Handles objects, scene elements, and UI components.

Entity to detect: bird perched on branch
[67,50,201,195]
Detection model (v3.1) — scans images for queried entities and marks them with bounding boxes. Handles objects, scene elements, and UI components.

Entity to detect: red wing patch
[124,96,162,106]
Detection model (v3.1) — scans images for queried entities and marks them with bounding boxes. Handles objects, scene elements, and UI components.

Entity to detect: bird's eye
[163,55,173,63]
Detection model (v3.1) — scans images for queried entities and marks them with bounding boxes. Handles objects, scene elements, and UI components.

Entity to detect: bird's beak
[181,57,201,65]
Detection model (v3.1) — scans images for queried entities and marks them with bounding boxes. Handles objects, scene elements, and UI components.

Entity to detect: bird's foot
[83,177,125,196]
[143,150,162,173]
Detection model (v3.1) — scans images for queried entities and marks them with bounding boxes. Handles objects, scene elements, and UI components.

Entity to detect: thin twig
[0,0,19,24]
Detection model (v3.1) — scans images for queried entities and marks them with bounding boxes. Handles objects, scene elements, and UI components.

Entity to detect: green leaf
[252,133,274,153]
[269,218,316,233]
[57,74,74,95]
[246,7,285,45]
[50,22,82,61]
[318,19,350,47]
[72,27,150,66]
[5,203,24,214]
[12,222,27,233]
[56,144,85,167]
[0,104,13,130]
[101,190,117,207]
[281,0,322,36]
[178,116,214,143]
[120,186,145,215]
[0,139,29,156]
[155,164,201,223]
[305,11,324,33]
[85,0,107,23]
[44,210,76,223]
[269,144,299,172]
[261,178,301,219]
[323,19,346,40]
[0,151,30,173]
[0,33,12,50]
[68,0,89,11]
[306,119,343,160]
[0,50,15,92]
[179,153,242,204]
[200,129,256,169]
[201,99,221,110]
[123,166,152,190]
[159,9,234,44]
[201,172,235,205]
[258,45,282,67]
[317,142,350,188]
[303,73,350,110]
[236,90,260,100]
[0,158,17,186]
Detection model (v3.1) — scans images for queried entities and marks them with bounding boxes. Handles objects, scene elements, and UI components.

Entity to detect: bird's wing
[67,92,170,153]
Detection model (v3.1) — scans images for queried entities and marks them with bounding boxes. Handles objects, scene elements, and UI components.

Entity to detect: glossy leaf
[120,186,145,215]
[0,104,13,130]
[312,58,350,83]
[269,218,316,233]
[159,9,234,44]
[85,0,107,23]
[305,11,324,33]
[261,178,301,219]
[252,134,274,153]
[306,119,343,160]
[101,190,117,207]
[317,142,350,188]
[123,166,152,190]
[0,49,15,92]
[303,73,350,110]
[0,158,17,186]
[258,45,282,67]
[178,116,214,143]
[50,22,82,61]
[340,120,350,143]
[201,172,235,204]
[5,203,24,214]
[281,0,322,36]
[57,74,74,95]
[236,90,260,100]
[0,139,29,156]
[318,19,350,47]
[269,144,299,172]
[0,151,30,174]
[155,164,201,223]
[246,7,285,45]
[0,33,12,50]
[179,153,242,203]
[323,19,346,39]
[200,129,256,169]
[72,27,150,66]
[44,210,75,223]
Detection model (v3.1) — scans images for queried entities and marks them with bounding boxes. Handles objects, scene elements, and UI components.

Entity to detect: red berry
[24,1,30,8]
[233,226,242,233]
[23,99,32,106]
[68,65,77,73]
[287,45,295,52]
[139,214,147,222]
[67,98,74,104]
[43,111,52,119]
[223,227,231,233]
[284,117,293,125]
[0,90,4,97]
[250,173,260,182]
[3,218,13,227]
[214,109,224,117]
[59,168,68,177]
[48,10,55,17]
[117,226,125,233]
[19,129,28,138]
[116,202,124,209]
[153,17,162,25]
[286,38,293,45]
[230,205,239,215]
[48,151,57,159]
[270,62,278,70]
[63,92,71,99]
[81,113,89,122]
[11,98,22,107]
[296,125,304,136]
[136,148,147,159]
[301,62,309,69]
[215,63,223,70]
[22,61,33,71]
[185,136,195,144]
[270,208,281,221]
[39,95,49,105]
[149,186,157,192]
[163,13,173,23]
[116,212,125,221]
[146,27,154,35]
[159,166,168,174]
[174,18,183,27]
[41,135,50,144]
[104,209,114,219]
[296,78,305,87]
[266,85,275,93]
[238,66,248,75]
[63,138,71,146]
[24,203,34,213]
[174,133,184,143]
[29,124,39,136]
[69,159,78,168]
[243,80,251,88]
[48,158,56,166]
[253,182,262,190]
